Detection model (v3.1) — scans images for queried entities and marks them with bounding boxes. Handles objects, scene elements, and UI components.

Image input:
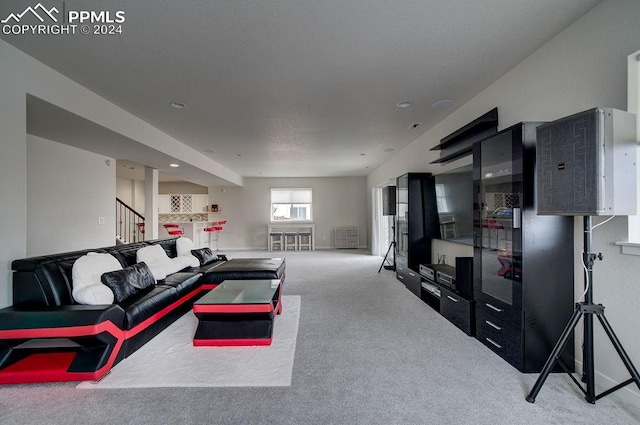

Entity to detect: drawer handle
[485,320,502,330]
[409,272,416,277]
[446,295,459,303]
[398,275,404,280]
[486,303,504,313]
[486,338,502,349]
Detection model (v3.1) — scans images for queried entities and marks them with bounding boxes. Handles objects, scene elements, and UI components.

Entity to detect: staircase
[116,197,145,244]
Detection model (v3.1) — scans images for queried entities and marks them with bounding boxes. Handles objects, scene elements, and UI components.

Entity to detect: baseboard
[574,360,640,408]
[219,246,370,251]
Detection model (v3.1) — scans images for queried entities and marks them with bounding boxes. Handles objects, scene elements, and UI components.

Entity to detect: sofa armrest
[0,304,125,332]
[0,304,127,383]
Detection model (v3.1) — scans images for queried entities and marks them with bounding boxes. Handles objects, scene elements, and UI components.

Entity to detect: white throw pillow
[136,244,169,264]
[144,260,171,280]
[136,244,191,280]
[176,237,195,256]
[176,237,200,267]
[170,256,194,273]
[72,253,121,305]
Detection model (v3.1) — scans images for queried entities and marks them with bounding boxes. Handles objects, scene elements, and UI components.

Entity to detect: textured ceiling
[1,0,602,183]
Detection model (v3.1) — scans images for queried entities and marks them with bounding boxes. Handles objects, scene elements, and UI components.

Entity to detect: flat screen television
[434,164,473,246]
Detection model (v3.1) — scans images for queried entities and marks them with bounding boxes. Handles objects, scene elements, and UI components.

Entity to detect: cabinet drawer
[439,287,474,336]
[397,268,421,297]
[474,290,522,327]
[476,307,523,370]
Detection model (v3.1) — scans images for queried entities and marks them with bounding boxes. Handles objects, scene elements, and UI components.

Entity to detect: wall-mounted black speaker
[382,185,396,216]
[537,108,637,216]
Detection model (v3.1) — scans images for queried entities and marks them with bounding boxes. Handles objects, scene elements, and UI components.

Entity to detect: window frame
[619,50,640,254]
[270,188,313,223]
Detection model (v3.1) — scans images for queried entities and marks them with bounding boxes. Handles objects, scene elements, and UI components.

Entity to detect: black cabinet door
[395,173,438,272]
[396,264,421,296]
[439,287,474,336]
[473,127,523,311]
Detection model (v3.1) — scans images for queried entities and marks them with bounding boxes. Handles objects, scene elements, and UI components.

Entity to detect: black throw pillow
[191,248,218,266]
[101,262,156,303]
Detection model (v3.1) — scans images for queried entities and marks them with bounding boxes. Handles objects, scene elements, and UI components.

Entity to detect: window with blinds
[271,188,312,222]
[626,50,640,244]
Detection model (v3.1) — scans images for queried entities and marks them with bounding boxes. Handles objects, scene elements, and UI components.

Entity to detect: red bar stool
[204,221,226,250]
[163,223,184,236]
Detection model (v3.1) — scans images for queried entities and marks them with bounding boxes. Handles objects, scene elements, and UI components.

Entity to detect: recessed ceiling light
[170,101,187,109]
[432,99,454,109]
[234,154,242,157]
[397,101,413,108]
[169,163,179,167]
[408,122,422,129]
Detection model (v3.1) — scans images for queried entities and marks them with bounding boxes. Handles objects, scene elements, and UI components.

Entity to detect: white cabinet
[158,195,171,213]
[192,194,209,213]
[159,194,209,214]
[335,227,359,249]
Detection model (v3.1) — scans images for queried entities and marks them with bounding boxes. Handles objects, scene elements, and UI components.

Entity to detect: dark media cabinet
[472,122,574,373]
[395,173,439,297]
[392,121,574,373]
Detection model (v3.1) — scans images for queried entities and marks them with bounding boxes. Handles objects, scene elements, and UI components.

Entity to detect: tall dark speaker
[455,256,473,299]
[382,185,396,216]
[537,108,636,216]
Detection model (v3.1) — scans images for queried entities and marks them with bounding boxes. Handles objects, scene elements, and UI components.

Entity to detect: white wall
[159,182,208,195]
[27,136,116,256]
[117,178,146,216]
[116,177,132,206]
[368,0,640,407]
[0,57,27,308]
[209,177,367,250]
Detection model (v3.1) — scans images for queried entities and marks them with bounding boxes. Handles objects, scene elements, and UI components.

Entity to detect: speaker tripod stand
[526,216,640,404]
[378,226,396,273]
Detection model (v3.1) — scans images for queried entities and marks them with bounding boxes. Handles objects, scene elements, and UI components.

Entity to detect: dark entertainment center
[393,111,575,373]
[395,173,439,297]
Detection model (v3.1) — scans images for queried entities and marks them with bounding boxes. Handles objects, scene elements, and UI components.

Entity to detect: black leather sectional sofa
[0,238,285,384]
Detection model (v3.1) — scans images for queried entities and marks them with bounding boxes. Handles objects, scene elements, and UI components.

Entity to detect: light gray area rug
[76,295,300,389]
[1,249,640,425]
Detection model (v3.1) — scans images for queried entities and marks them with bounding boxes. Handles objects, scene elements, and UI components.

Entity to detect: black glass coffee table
[192,279,282,346]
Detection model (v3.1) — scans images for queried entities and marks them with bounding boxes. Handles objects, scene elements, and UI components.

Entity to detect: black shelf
[430,108,498,165]
[431,108,498,151]
[429,145,473,164]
